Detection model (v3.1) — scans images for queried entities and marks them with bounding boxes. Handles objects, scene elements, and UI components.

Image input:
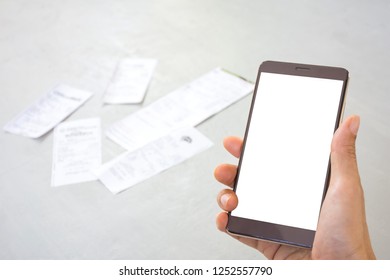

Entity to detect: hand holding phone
[215,61,375,259]
[227,61,348,248]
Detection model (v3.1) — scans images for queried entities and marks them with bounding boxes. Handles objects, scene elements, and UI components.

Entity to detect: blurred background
[0,0,389,259]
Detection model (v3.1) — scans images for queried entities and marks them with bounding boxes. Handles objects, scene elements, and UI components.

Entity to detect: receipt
[104,58,157,104]
[3,84,93,138]
[96,127,213,194]
[106,68,253,151]
[51,118,101,187]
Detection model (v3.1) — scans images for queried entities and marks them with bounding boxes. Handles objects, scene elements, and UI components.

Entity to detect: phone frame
[226,61,349,248]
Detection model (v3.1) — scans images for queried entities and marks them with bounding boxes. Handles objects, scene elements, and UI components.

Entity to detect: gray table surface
[0,0,389,259]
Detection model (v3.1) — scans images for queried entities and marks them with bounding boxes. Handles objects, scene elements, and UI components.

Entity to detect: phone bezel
[226,61,349,248]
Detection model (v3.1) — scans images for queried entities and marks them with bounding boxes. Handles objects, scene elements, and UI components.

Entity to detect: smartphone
[226,61,349,248]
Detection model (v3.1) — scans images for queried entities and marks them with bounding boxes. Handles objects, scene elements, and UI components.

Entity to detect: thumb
[330,115,361,185]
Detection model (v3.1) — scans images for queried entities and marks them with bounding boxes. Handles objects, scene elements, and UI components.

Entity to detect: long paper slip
[104,58,157,104]
[106,68,253,151]
[51,118,102,187]
[97,127,213,194]
[3,84,93,138]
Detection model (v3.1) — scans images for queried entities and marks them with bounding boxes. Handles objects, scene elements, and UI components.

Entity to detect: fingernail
[221,193,230,207]
[349,115,360,136]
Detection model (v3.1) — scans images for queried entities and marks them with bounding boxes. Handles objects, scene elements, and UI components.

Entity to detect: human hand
[215,115,376,259]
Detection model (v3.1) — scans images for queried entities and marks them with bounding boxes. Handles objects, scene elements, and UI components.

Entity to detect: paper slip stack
[3,61,253,194]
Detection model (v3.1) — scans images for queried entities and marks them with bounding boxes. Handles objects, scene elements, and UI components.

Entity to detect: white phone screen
[233,72,344,231]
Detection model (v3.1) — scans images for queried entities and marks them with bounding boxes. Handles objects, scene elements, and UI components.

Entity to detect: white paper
[106,68,253,151]
[3,84,93,138]
[51,118,101,187]
[104,58,157,104]
[97,127,213,194]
